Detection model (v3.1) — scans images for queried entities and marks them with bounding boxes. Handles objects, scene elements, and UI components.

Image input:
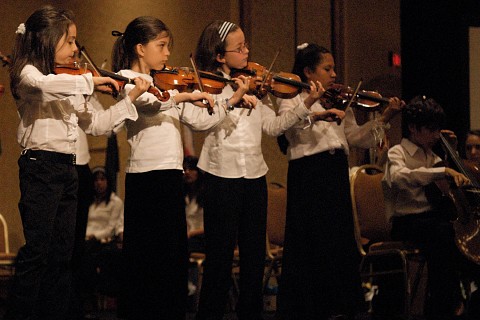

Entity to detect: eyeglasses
[224,42,249,54]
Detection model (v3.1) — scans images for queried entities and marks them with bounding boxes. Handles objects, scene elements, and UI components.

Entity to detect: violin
[321,83,391,111]
[151,66,233,95]
[232,62,394,112]
[54,62,169,102]
[231,62,310,99]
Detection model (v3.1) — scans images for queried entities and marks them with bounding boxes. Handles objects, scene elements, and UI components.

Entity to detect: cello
[435,132,480,264]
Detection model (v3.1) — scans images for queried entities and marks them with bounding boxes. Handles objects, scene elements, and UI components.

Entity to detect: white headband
[218,21,235,42]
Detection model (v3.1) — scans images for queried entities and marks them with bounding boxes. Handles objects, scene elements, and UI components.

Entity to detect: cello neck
[440,132,480,188]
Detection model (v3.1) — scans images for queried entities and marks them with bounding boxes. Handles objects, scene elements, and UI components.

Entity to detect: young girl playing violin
[5,5,150,320]
[110,16,235,320]
[276,43,404,320]
[193,21,330,320]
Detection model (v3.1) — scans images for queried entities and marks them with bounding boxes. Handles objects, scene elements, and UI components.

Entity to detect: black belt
[21,149,76,165]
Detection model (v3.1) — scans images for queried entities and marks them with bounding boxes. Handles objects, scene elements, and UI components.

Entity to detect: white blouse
[118,70,228,173]
[75,94,105,165]
[16,65,137,155]
[198,75,310,179]
[86,192,124,241]
[277,91,380,161]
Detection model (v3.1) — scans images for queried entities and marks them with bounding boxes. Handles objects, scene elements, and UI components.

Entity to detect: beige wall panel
[343,0,401,94]
[296,0,331,51]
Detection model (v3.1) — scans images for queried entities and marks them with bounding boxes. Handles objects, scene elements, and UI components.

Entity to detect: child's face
[466,134,480,162]
[94,173,108,195]
[304,53,336,89]
[55,24,78,65]
[183,167,198,185]
[221,29,249,72]
[409,125,441,151]
[141,32,171,71]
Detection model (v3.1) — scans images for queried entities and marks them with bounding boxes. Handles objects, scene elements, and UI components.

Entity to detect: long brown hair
[194,20,239,72]
[111,16,172,72]
[10,5,75,99]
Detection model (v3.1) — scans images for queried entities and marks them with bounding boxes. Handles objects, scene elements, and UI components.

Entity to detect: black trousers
[71,164,93,269]
[196,174,267,320]
[69,164,93,319]
[78,239,123,301]
[278,151,365,320]
[119,170,188,320]
[6,156,78,320]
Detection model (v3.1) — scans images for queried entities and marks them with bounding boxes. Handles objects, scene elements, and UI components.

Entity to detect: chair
[263,182,287,308]
[0,213,16,268]
[350,164,426,318]
[0,214,16,299]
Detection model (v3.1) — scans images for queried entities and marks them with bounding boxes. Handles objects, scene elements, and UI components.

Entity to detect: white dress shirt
[198,80,310,179]
[277,91,380,161]
[118,69,227,173]
[382,138,445,219]
[75,94,105,165]
[16,65,138,155]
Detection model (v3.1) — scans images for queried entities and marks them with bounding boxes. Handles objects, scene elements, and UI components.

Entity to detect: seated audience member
[383,96,480,319]
[183,156,205,298]
[465,130,480,164]
[184,156,205,253]
[79,166,124,314]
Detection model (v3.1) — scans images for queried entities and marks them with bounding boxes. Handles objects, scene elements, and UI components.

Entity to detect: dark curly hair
[401,95,445,138]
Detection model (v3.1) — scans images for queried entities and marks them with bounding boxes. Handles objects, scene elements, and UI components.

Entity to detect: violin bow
[75,41,103,76]
[259,49,281,90]
[345,80,362,110]
[250,49,281,116]
[189,53,214,115]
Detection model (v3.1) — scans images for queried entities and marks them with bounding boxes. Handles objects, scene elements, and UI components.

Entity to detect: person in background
[276,43,404,320]
[465,130,480,164]
[184,156,205,254]
[183,156,205,298]
[80,167,123,318]
[78,166,124,316]
[5,6,149,319]
[383,96,480,319]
